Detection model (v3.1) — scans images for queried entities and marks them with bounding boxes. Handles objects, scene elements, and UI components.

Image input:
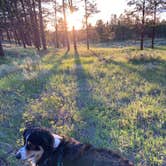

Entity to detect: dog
[16,127,134,166]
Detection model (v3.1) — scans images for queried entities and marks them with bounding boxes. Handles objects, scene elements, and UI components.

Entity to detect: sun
[67,12,82,30]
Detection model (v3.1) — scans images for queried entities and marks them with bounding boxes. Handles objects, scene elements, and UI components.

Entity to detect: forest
[0,0,166,166]
[0,0,166,52]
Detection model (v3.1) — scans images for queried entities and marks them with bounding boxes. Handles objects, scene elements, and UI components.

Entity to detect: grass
[0,44,166,166]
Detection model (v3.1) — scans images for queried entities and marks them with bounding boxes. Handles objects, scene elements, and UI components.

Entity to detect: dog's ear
[23,128,32,137]
[23,122,36,136]
[40,131,55,151]
[22,128,32,145]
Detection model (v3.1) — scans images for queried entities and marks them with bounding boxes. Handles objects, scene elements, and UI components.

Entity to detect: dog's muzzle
[15,152,21,159]
[15,146,27,160]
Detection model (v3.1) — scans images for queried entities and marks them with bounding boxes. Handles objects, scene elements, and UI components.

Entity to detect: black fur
[21,128,134,166]
[23,127,55,152]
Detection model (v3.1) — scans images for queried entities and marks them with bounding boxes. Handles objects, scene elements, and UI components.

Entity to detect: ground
[0,44,166,166]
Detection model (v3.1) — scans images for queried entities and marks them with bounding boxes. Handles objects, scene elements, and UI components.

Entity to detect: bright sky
[67,0,128,30]
[47,0,166,31]
[90,0,128,23]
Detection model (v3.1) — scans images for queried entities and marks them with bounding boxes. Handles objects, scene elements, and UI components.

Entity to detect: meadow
[0,44,166,166]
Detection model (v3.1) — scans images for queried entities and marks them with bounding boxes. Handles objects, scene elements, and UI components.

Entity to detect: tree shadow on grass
[90,49,166,87]
[20,50,69,124]
[154,46,166,51]
[37,49,49,57]
[73,52,112,147]
[0,49,69,124]
[21,50,69,99]
[74,52,94,109]
[110,59,166,87]
[0,50,69,165]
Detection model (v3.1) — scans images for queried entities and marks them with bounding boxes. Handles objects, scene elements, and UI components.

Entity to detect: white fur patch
[52,134,62,148]
[16,146,27,160]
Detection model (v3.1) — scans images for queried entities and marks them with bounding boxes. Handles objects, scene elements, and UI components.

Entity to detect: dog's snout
[15,152,21,159]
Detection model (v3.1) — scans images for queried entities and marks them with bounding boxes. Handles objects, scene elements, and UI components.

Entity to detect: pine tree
[84,0,99,49]
[148,0,166,49]
[62,0,70,51]
[53,0,61,48]
[127,0,148,50]
[38,0,47,50]
[0,30,4,56]
[68,0,78,53]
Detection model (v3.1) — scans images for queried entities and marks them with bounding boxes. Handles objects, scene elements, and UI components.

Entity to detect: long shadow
[21,50,69,99]
[0,49,69,165]
[18,50,70,129]
[73,52,111,146]
[1,49,69,125]
[90,49,166,87]
[154,46,166,51]
[110,59,166,87]
[74,52,94,109]
[73,50,165,165]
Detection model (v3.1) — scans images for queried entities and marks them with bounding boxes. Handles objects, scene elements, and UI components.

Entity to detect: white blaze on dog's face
[16,128,62,164]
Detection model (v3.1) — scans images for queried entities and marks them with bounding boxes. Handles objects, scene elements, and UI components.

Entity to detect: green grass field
[0,44,166,166]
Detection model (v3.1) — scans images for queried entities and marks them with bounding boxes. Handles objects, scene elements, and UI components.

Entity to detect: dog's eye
[27,141,39,150]
[27,141,34,148]
[27,141,32,146]
[36,146,40,150]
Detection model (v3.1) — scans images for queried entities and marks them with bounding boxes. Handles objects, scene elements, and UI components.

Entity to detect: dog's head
[16,127,62,164]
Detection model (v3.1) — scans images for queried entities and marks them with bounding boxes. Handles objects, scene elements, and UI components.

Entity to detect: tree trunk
[62,0,70,51]
[33,0,41,50]
[20,0,31,46]
[72,26,77,53]
[2,32,4,41]
[38,0,47,50]
[85,0,89,50]
[55,23,59,48]
[2,0,13,44]
[6,30,12,44]
[151,4,157,49]
[140,0,145,50]
[28,0,41,50]
[12,1,26,48]
[54,0,59,48]
[0,30,5,57]
[14,30,21,45]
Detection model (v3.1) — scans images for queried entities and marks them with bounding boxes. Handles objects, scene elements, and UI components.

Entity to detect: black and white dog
[16,127,133,166]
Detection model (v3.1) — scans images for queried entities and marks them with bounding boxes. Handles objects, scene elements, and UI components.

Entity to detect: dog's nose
[15,152,21,159]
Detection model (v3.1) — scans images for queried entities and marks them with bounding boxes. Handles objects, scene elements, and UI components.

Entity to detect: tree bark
[0,30,5,57]
[12,0,26,48]
[85,0,89,49]
[38,0,47,50]
[29,0,41,50]
[20,0,32,46]
[151,3,157,49]
[54,0,59,48]
[6,30,12,44]
[62,0,70,51]
[140,0,145,50]
[14,30,21,45]
[72,26,77,53]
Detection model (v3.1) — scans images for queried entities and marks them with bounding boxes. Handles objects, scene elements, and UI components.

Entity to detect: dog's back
[61,137,133,166]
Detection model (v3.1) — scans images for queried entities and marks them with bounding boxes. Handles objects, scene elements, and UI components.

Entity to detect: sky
[66,0,129,30]
[47,0,166,31]
[81,0,165,28]
[90,0,128,23]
